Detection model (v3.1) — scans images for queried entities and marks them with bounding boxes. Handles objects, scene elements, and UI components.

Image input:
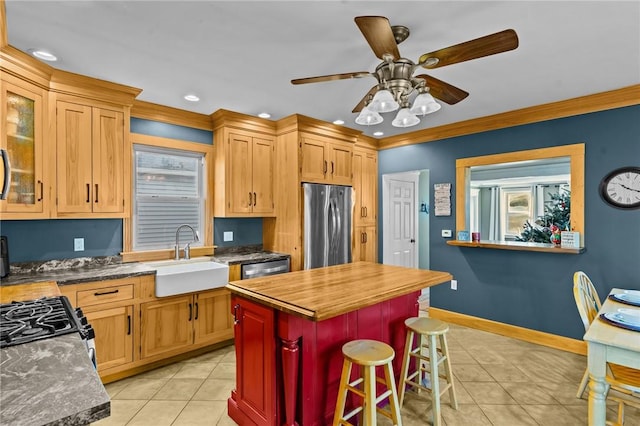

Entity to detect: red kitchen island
[225,262,452,426]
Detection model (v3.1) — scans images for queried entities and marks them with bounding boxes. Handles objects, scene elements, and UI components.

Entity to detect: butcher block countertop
[226,262,452,321]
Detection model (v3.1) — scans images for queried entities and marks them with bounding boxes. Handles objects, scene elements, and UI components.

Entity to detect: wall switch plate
[223,231,233,242]
[451,279,458,290]
[442,229,452,238]
[74,238,84,252]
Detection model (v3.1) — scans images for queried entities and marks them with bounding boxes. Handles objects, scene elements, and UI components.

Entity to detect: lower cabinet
[60,276,234,382]
[353,225,377,262]
[230,296,276,426]
[84,305,134,371]
[141,288,234,359]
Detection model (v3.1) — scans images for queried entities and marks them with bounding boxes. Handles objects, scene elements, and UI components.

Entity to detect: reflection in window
[469,157,571,241]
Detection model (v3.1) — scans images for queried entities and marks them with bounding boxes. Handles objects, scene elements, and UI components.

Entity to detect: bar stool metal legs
[398,317,457,426]
[333,339,402,426]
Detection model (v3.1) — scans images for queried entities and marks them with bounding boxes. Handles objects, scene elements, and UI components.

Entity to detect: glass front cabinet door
[1,78,46,217]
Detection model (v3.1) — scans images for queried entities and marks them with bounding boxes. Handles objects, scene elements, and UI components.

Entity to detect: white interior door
[383,173,418,268]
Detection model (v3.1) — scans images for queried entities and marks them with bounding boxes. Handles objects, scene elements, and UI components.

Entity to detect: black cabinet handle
[323,161,327,174]
[127,315,131,335]
[195,302,199,320]
[0,149,10,201]
[364,232,368,243]
[233,303,240,325]
[37,180,43,202]
[94,289,119,296]
[86,183,90,203]
[253,192,257,206]
[331,161,334,175]
[249,192,252,206]
[95,184,99,203]
[188,303,193,321]
[364,207,367,217]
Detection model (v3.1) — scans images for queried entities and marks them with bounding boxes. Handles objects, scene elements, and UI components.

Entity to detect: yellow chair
[573,271,640,425]
[333,339,402,426]
[397,317,457,426]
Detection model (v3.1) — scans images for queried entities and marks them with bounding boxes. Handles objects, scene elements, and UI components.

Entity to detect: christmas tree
[516,189,571,243]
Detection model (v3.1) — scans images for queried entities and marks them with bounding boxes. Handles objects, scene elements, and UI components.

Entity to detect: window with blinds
[133,145,205,250]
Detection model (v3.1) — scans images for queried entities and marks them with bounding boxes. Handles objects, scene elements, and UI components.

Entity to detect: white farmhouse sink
[145,257,229,297]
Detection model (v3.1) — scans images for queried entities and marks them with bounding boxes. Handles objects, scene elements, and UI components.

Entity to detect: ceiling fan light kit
[368,89,399,113]
[355,106,383,126]
[409,92,441,116]
[392,107,420,128]
[292,16,518,131]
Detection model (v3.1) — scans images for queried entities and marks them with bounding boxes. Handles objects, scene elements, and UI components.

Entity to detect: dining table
[583,288,640,425]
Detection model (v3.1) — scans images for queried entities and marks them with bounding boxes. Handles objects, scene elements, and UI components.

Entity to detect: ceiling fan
[291,16,519,128]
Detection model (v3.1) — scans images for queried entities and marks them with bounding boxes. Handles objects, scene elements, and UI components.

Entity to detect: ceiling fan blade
[415,74,469,105]
[352,85,379,113]
[355,16,401,60]
[418,29,519,69]
[291,71,371,85]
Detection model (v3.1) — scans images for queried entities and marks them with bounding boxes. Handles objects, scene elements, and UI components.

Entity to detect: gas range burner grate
[0,296,81,348]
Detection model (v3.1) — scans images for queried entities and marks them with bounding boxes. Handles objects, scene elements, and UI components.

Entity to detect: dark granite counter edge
[210,253,290,266]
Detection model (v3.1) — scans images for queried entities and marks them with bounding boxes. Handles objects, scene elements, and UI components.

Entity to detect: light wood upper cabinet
[300,134,353,185]
[353,147,378,226]
[0,75,49,218]
[214,127,275,217]
[227,133,274,215]
[56,100,125,216]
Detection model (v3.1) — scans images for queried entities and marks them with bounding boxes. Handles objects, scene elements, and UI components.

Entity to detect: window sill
[446,240,585,254]
[121,246,216,263]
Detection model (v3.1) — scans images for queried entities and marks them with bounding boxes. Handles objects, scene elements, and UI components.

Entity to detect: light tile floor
[93,324,640,425]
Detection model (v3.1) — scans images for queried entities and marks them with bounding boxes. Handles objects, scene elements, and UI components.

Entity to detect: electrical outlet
[74,238,84,252]
[441,229,452,238]
[451,279,458,290]
[223,231,233,242]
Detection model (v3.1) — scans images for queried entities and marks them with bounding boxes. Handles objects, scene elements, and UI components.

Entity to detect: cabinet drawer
[77,284,134,307]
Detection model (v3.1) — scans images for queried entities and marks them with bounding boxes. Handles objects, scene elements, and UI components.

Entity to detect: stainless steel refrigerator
[303,183,353,269]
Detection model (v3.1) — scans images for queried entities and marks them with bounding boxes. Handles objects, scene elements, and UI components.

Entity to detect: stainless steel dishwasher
[241,258,290,279]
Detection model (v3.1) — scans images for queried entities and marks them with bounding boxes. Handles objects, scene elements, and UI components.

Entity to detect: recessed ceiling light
[333,119,345,125]
[258,112,271,119]
[373,131,384,137]
[30,50,57,62]
[184,94,200,102]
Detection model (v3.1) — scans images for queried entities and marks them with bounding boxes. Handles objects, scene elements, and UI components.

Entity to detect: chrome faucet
[175,224,199,260]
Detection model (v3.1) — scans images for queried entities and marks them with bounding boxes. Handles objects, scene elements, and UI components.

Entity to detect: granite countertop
[210,248,290,266]
[0,334,110,426]
[0,247,290,288]
[1,258,155,286]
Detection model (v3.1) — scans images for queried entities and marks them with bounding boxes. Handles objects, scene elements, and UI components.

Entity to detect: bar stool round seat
[333,339,402,426]
[398,317,458,426]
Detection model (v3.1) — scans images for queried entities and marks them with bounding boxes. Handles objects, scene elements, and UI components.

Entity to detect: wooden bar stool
[398,317,457,426]
[333,339,402,426]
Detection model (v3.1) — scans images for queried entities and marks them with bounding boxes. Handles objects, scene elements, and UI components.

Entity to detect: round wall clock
[599,166,640,209]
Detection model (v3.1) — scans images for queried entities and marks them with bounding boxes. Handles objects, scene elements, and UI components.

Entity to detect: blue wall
[1,119,261,262]
[379,105,640,340]
[213,218,263,248]
[0,219,122,262]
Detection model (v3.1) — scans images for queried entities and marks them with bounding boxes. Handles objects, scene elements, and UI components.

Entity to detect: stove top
[0,296,81,348]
